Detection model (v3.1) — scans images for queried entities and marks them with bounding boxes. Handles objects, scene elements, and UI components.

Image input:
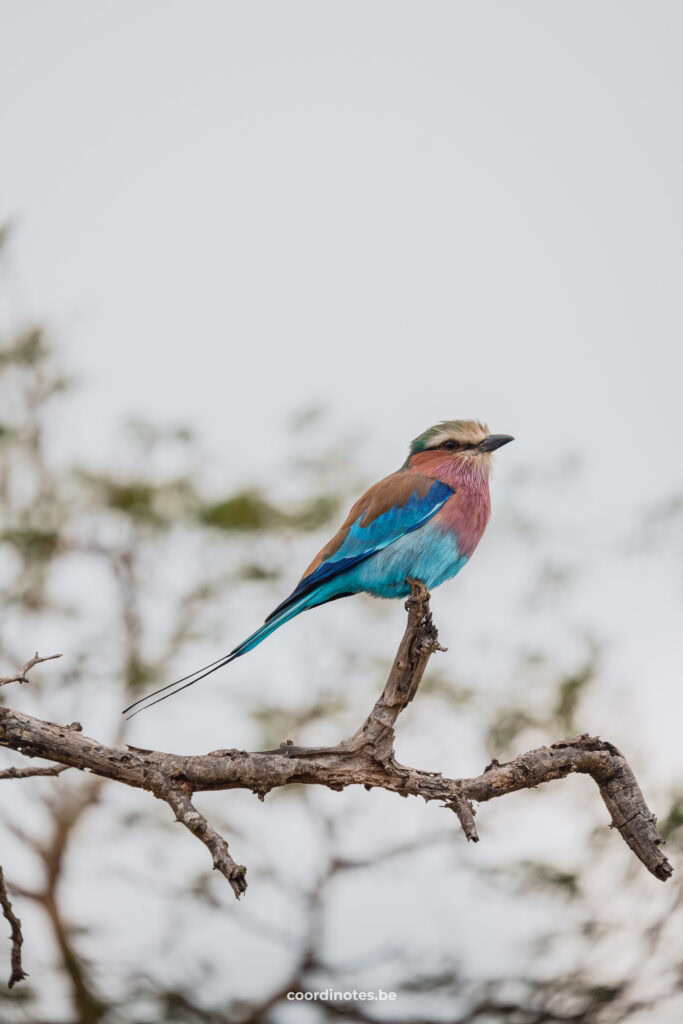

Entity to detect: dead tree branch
[0,866,27,988]
[0,763,70,780]
[161,782,247,898]
[0,651,62,688]
[0,583,672,962]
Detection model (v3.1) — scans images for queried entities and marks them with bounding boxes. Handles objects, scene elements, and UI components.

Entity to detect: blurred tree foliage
[1,224,683,1024]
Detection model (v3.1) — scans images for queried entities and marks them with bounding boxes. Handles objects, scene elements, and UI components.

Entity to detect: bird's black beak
[479,434,515,452]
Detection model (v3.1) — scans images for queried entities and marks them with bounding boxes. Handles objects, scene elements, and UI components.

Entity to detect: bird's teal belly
[342,526,468,599]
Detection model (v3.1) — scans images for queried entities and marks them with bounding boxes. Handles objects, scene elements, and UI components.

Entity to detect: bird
[123,420,513,716]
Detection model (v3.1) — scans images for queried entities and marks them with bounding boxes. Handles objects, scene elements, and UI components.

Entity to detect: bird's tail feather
[121,592,314,718]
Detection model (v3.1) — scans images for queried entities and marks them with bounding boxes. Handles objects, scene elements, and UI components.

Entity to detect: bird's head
[404,420,514,480]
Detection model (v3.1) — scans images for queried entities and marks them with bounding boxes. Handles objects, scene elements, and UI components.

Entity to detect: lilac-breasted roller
[124,420,513,716]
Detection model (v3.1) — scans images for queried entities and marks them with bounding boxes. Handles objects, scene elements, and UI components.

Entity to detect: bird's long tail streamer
[122,651,240,718]
[122,593,313,718]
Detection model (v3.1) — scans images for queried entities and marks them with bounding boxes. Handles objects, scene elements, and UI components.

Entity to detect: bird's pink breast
[407,453,491,558]
[435,488,490,558]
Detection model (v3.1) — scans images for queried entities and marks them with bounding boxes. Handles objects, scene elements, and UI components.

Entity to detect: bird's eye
[441,440,460,450]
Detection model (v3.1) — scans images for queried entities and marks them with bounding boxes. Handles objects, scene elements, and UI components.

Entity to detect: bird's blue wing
[266,473,452,620]
[123,473,453,714]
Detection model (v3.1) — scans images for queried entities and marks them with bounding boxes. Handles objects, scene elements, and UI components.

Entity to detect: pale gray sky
[1,0,682,511]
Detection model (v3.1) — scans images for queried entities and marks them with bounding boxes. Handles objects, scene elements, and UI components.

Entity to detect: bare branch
[447,792,479,843]
[343,578,447,762]
[0,763,70,780]
[0,866,27,987]
[0,651,62,688]
[0,583,672,942]
[161,783,247,899]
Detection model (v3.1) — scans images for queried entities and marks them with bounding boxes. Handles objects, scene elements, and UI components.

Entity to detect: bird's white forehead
[428,421,489,447]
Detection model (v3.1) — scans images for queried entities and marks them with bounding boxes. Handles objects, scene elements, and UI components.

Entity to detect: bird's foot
[405,578,430,604]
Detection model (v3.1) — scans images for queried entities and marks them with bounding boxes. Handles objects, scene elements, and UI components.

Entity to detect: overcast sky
[1,1,682,509]
[2,6,683,1014]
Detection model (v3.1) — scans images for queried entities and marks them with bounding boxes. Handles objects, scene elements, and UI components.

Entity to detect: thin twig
[0,866,27,987]
[0,763,70,781]
[0,652,62,688]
